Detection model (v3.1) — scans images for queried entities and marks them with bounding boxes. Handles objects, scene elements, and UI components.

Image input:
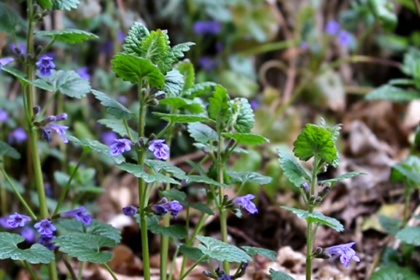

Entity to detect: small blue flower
[233,194,258,214]
[109,138,132,156]
[34,219,56,236]
[10,42,26,55]
[193,20,221,34]
[77,66,90,79]
[101,131,118,146]
[217,274,233,280]
[250,99,259,110]
[324,242,361,267]
[38,235,56,250]
[117,29,125,43]
[0,216,13,229]
[36,55,56,76]
[153,198,183,219]
[122,205,137,216]
[47,123,69,143]
[7,212,31,228]
[0,57,14,71]
[148,139,170,160]
[8,127,27,144]
[61,206,92,225]
[325,20,340,35]
[338,30,352,47]
[54,113,68,121]
[0,109,8,122]
[21,227,36,242]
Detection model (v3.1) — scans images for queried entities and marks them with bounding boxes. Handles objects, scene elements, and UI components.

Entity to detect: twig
[62,255,78,280]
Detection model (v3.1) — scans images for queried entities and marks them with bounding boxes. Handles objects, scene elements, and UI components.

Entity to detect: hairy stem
[306,156,319,280]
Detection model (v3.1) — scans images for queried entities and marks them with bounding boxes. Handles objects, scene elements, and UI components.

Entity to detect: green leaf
[57,219,121,243]
[318,171,366,187]
[233,98,254,133]
[281,206,344,232]
[370,265,420,280]
[91,90,133,119]
[379,215,403,235]
[153,112,212,123]
[196,235,252,263]
[67,135,125,164]
[0,141,20,159]
[140,29,173,73]
[242,246,276,261]
[162,189,214,215]
[37,0,52,9]
[269,269,296,280]
[111,53,165,88]
[0,3,26,33]
[184,158,207,176]
[40,70,91,98]
[145,159,186,180]
[391,163,420,183]
[34,29,98,44]
[123,22,150,57]
[171,42,195,59]
[51,0,80,10]
[177,61,195,90]
[117,163,180,184]
[208,85,231,124]
[415,122,420,146]
[187,175,232,189]
[179,245,208,261]
[159,97,203,113]
[401,48,420,77]
[1,66,54,91]
[188,122,218,144]
[395,226,420,245]
[2,177,24,193]
[163,69,184,97]
[223,132,269,145]
[368,0,398,30]
[277,150,311,187]
[365,85,420,101]
[145,216,187,238]
[227,171,272,185]
[97,119,138,140]
[54,233,116,263]
[0,232,55,264]
[293,124,338,164]
[183,82,217,98]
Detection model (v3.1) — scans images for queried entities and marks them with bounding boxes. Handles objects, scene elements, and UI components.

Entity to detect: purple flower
[109,138,132,156]
[45,182,53,197]
[0,57,14,71]
[8,127,27,144]
[100,41,114,54]
[0,216,13,229]
[40,127,51,142]
[7,212,31,228]
[55,113,68,121]
[338,30,352,47]
[217,274,233,280]
[10,42,27,55]
[122,205,137,216]
[117,29,125,43]
[77,66,90,79]
[198,56,219,71]
[47,123,69,143]
[101,131,118,146]
[300,41,308,50]
[153,198,183,219]
[21,227,36,242]
[38,235,56,250]
[324,242,361,267]
[250,100,259,110]
[325,20,340,35]
[233,194,258,214]
[34,219,56,236]
[118,95,128,104]
[0,109,8,122]
[193,20,221,34]
[148,139,170,160]
[36,55,56,76]
[61,206,92,225]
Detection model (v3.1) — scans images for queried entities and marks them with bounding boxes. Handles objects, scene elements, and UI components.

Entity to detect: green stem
[122,118,134,141]
[77,262,84,280]
[24,261,39,280]
[306,156,319,280]
[0,167,37,219]
[179,255,207,280]
[104,263,119,280]
[39,38,56,55]
[168,245,180,280]
[53,149,89,215]
[403,185,411,227]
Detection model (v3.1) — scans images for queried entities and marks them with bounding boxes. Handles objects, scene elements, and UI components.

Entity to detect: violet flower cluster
[36,54,56,76]
[60,206,92,225]
[109,138,132,156]
[148,139,170,160]
[38,112,69,143]
[152,198,183,219]
[324,20,353,47]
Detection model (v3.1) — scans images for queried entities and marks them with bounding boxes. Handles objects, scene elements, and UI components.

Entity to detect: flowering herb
[148,139,170,160]
[324,242,361,267]
[233,194,258,214]
[36,55,56,76]
[34,219,56,236]
[152,198,183,219]
[7,212,31,228]
[61,206,92,225]
[109,138,132,156]
[122,205,137,216]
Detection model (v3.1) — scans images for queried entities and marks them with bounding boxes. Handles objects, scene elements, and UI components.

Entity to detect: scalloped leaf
[196,235,252,263]
[282,206,344,232]
[227,171,272,185]
[171,42,195,59]
[123,22,150,56]
[177,61,195,90]
[40,70,91,98]
[208,85,231,124]
[183,82,217,97]
[91,90,133,119]
[277,150,311,188]
[153,112,212,123]
[145,159,186,180]
[188,122,218,144]
[117,163,180,184]
[396,226,420,245]
[187,175,232,189]
[111,53,165,87]
[34,29,98,44]
[57,218,121,243]
[0,140,20,159]
[0,232,55,264]
[163,69,184,97]
[140,29,172,73]
[370,265,420,280]
[242,246,276,261]
[179,245,208,261]
[234,98,254,133]
[269,269,296,280]
[318,171,366,187]
[159,97,203,113]
[54,233,116,263]
[145,216,187,238]
[0,3,26,32]
[51,0,80,10]
[37,0,52,9]
[1,65,54,91]
[223,132,269,145]
[365,85,420,101]
[97,118,138,140]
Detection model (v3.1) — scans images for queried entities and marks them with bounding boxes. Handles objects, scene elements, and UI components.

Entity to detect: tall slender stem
[53,149,89,215]
[179,255,207,280]
[306,156,319,280]
[104,263,119,280]
[137,81,150,280]
[24,261,39,280]
[77,261,84,280]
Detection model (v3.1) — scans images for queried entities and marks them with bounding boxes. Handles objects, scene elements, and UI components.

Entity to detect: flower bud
[319,186,331,197]
[148,133,156,141]
[45,115,56,123]
[14,47,21,55]
[148,99,159,106]
[312,247,323,256]
[35,45,43,55]
[26,54,33,61]
[33,105,41,115]
[201,146,210,154]
[202,270,213,277]
[154,92,166,100]
[55,113,68,121]
[301,181,310,193]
